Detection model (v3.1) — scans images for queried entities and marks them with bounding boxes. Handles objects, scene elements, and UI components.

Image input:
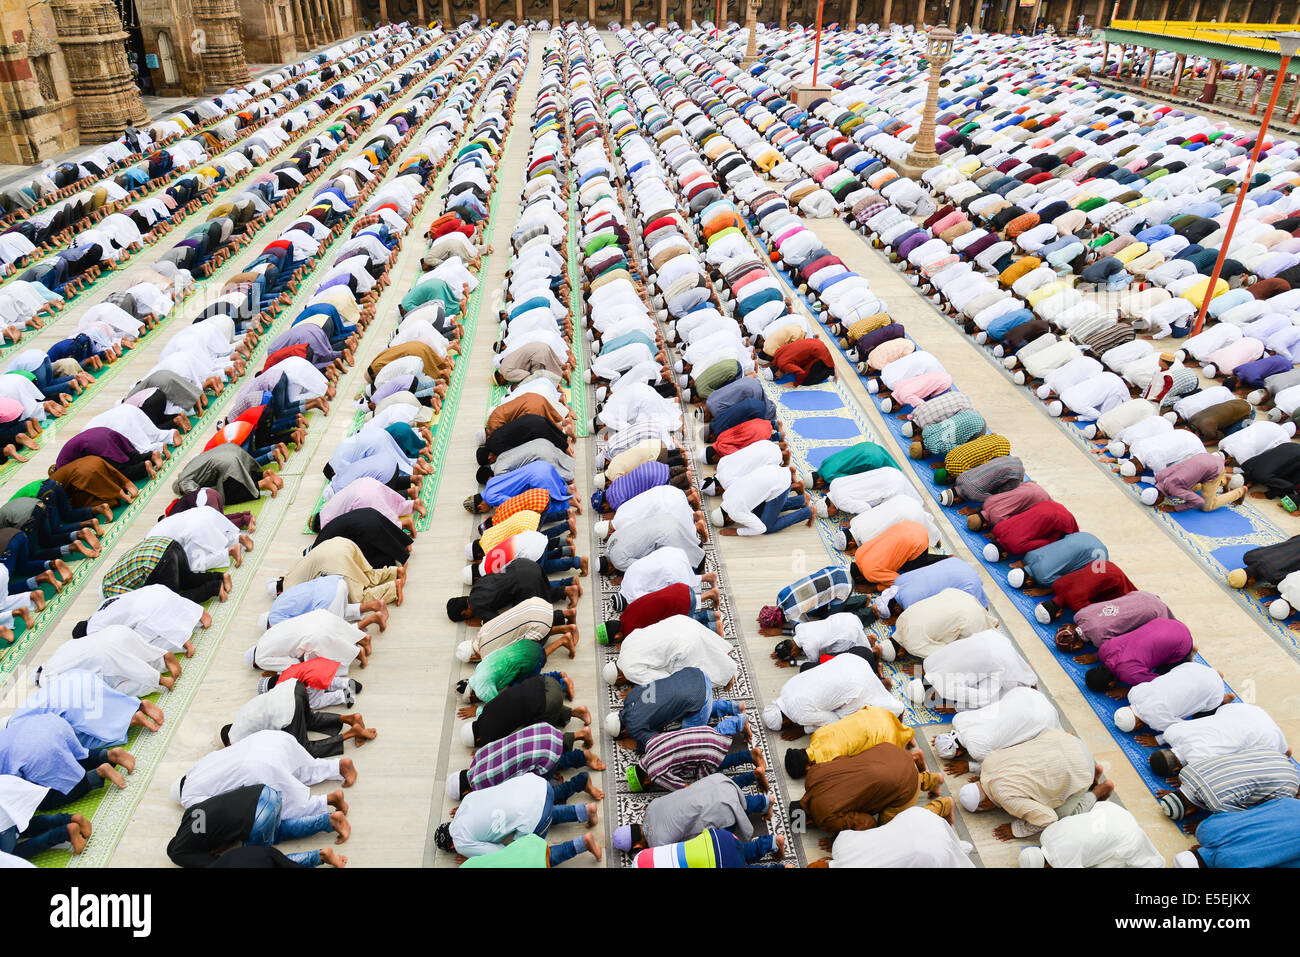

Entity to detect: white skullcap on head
[604,713,622,737]
[908,678,927,704]
[455,640,474,663]
[1113,706,1137,733]
[266,578,280,596]
[1174,850,1200,869]
[170,778,183,804]
[244,647,257,667]
[461,566,473,585]
[934,731,960,759]
[460,722,476,748]
[601,661,619,684]
[594,520,611,539]
[445,775,462,802]
[1018,846,1046,869]
[709,506,726,527]
[1139,487,1159,507]
[257,613,270,630]
[958,782,982,813]
[761,704,783,730]
[878,637,896,662]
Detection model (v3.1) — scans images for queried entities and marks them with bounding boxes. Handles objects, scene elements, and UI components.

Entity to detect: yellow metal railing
[1109,20,1300,52]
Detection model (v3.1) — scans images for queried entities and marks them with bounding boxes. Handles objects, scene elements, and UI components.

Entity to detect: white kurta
[1037,802,1165,868]
[85,584,203,653]
[777,652,904,731]
[950,686,1061,762]
[618,547,702,604]
[829,806,974,868]
[0,774,49,834]
[37,625,165,697]
[146,505,238,572]
[921,630,1039,710]
[1127,662,1226,733]
[175,729,339,818]
[615,615,738,687]
[228,679,301,743]
[792,613,871,661]
[1163,703,1289,766]
[246,608,364,674]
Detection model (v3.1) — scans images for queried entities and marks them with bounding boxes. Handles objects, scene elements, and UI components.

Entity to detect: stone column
[477,0,485,20]
[1216,0,1229,19]
[848,0,857,27]
[417,0,426,22]
[778,0,786,27]
[947,0,958,28]
[660,0,668,22]
[881,0,891,24]
[914,0,924,26]
[743,0,758,60]
[1159,0,1169,17]
[589,0,596,21]
[292,0,311,49]
[1189,0,1202,20]
[516,0,524,19]
[554,0,560,21]
[624,0,632,19]
[1061,0,1075,31]
[719,0,728,23]
[51,0,147,141]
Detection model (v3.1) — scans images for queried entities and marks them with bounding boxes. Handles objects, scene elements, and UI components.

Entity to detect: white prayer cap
[474,428,486,445]
[1139,487,1159,507]
[709,507,725,527]
[601,661,619,684]
[934,731,960,759]
[878,637,897,662]
[604,713,622,737]
[445,775,462,802]
[762,704,783,730]
[244,647,257,668]
[594,473,606,489]
[594,520,611,539]
[1018,846,1046,868]
[460,722,476,747]
[958,782,982,813]
[170,778,183,804]
[908,678,927,704]
[1113,706,1137,733]
[455,640,474,663]
[465,543,474,561]
[258,613,270,630]
[461,566,473,586]
[1174,850,1200,869]
[266,578,280,596]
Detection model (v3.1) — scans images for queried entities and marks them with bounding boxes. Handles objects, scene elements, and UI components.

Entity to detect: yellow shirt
[480,510,542,553]
[806,706,914,766]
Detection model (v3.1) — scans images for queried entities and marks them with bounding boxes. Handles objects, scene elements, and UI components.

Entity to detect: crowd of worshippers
[431,30,611,869]
[594,21,1196,867]
[162,23,524,870]
[735,25,1300,619]
[0,32,406,273]
[0,22,490,869]
[676,20,1300,866]
[0,29,446,471]
[0,27,458,653]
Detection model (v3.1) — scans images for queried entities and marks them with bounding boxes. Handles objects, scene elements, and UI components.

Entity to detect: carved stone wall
[51,0,147,142]
[194,0,250,87]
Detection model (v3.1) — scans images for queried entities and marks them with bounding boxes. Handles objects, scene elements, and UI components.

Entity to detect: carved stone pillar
[51,0,147,140]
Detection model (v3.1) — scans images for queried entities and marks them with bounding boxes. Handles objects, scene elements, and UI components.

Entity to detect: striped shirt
[692,359,742,399]
[467,722,565,791]
[952,456,1025,502]
[596,422,676,470]
[601,460,669,512]
[641,726,733,791]
[777,565,852,624]
[1180,748,1300,814]
[921,409,987,457]
[102,536,174,597]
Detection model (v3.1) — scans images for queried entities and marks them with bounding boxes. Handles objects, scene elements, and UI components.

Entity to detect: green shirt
[459,833,547,868]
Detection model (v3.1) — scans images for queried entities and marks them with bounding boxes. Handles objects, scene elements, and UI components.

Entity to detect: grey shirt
[607,517,705,572]
[643,773,754,847]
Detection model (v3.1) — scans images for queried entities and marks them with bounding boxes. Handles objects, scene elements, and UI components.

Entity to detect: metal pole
[813,0,825,85]
[1192,53,1291,337]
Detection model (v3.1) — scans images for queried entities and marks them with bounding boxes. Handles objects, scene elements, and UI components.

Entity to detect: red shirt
[1051,562,1136,612]
[712,417,774,457]
[621,583,693,637]
[774,338,835,385]
[279,657,341,689]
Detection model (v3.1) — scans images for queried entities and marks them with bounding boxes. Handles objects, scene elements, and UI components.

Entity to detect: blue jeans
[741,833,777,865]
[535,773,590,837]
[286,849,322,866]
[547,835,587,867]
[683,692,745,738]
[758,491,811,534]
[718,750,754,772]
[0,815,74,858]
[246,786,332,846]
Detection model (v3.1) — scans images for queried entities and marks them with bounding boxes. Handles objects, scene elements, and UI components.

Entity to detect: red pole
[1192,54,1291,337]
[813,0,825,86]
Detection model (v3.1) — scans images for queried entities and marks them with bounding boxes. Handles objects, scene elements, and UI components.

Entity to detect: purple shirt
[55,427,137,470]
[1098,617,1193,686]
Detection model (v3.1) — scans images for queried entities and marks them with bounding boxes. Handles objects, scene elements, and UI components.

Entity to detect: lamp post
[899,25,956,175]
[1192,32,1300,337]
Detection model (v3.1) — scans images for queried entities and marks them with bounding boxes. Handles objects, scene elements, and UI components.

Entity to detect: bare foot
[339,758,357,787]
[327,789,349,815]
[584,750,606,770]
[330,810,351,844]
[585,802,599,827]
[319,846,348,867]
[106,747,135,773]
[571,705,591,726]
[583,832,603,862]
